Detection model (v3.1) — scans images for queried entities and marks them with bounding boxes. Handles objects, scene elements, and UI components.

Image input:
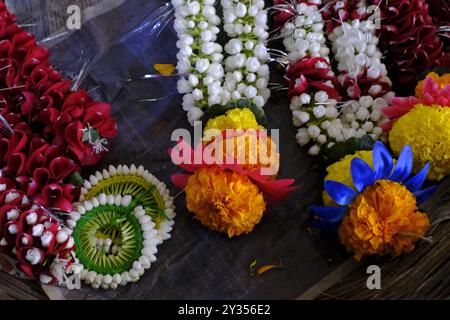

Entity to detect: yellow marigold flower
[389,104,450,180]
[415,72,450,99]
[185,167,266,237]
[203,108,263,141]
[338,180,430,261]
[322,150,373,206]
[207,131,280,177]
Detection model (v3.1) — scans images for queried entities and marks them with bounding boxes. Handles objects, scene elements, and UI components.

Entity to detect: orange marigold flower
[338,180,430,261]
[207,131,280,177]
[185,167,266,237]
[415,72,450,99]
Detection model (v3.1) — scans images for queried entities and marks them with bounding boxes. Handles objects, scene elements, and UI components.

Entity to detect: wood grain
[0,271,48,300]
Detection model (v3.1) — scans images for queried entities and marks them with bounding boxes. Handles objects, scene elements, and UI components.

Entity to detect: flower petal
[309,218,340,232]
[310,205,348,222]
[404,163,430,192]
[372,141,393,179]
[351,158,375,192]
[324,180,358,206]
[390,145,413,182]
[414,185,437,205]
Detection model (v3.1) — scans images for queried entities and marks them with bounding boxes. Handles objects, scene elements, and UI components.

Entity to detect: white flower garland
[172,0,224,124]
[71,196,158,289]
[326,2,395,145]
[221,0,270,108]
[277,1,340,155]
[281,1,329,61]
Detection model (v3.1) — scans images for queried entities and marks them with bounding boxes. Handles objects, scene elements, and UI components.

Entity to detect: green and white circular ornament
[79,164,175,243]
[68,194,160,289]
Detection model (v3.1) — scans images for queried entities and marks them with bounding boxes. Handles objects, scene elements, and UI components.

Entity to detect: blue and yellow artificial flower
[311,141,437,260]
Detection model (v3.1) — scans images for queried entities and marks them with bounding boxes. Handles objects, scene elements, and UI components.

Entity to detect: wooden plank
[0,271,48,300]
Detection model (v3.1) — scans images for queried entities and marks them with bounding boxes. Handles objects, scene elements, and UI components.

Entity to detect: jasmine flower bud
[314,91,329,103]
[177,79,192,94]
[313,105,326,118]
[187,107,204,125]
[356,107,370,121]
[317,135,327,144]
[325,106,338,119]
[293,110,310,124]
[300,93,311,105]
[245,57,261,73]
[308,125,321,138]
[195,58,210,73]
[192,88,203,101]
[26,248,44,265]
[296,129,310,146]
[244,86,257,99]
[188,74,199,87]
[362,121,374,132]
[359,96,373,108]
[235,3,247,18]
[308,145,320,156]
[6,209,20,221]
[253,96,265,108]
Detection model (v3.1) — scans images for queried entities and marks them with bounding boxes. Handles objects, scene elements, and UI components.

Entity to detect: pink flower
[382,77,450,130]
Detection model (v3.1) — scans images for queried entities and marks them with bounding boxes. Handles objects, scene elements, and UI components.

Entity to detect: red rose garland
[0,1,117,203]
[370,0,449,93]
[0,0,117,283]
[0,131,79,211]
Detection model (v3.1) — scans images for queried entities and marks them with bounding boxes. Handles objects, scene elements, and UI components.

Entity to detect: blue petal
[414,185,438,205]
[373,141,393,179]
[390,145,413,182]
[324,180,358,206]
[309,218,340,232]
[404,163,430,192]
[351,158,375,192]
[310,205,348,222]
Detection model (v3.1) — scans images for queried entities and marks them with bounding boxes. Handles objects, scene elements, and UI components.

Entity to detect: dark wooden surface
[319,222,450,299]
[0,271,48,300]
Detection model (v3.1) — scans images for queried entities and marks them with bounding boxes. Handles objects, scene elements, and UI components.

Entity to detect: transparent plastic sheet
[2,0,351,299]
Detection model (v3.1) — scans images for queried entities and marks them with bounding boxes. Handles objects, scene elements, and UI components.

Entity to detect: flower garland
[370,0,449,93]
[0,186,79,285]
[383,71,450,180]
[78,164,176,239]
[171,128,296,237]
[0,0,117,285]
[67,165,175,289]
[173,0,271,125]
[171,0,295,236]
[173,0,224,124]
[323,0,395,144]
[311,141,436,260]
[221,0,271,108]
[0,1,117,211]
[273,0,342,155]
[70,195,159,289]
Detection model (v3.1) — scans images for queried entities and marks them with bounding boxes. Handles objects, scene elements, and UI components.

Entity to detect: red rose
[48,156,78,182]
[34,183,77,212]
[286,57,341,100]
[83,101,117,138]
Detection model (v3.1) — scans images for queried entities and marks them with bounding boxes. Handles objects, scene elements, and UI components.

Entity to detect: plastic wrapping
[2,0,350,299]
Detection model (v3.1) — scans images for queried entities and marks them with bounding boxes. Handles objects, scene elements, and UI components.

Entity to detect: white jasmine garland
[221,0,270,108]
[280,1,329,62]
[278,1,340,155]
[173,0,224,124]
[326,2,395,141]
